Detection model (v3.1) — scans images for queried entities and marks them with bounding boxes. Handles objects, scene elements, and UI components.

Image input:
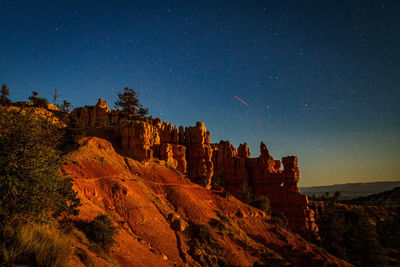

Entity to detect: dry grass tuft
[1,223,71,267]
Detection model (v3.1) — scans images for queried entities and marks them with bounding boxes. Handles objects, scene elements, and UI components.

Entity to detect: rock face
[119,121,159,161]
[70,99,317,234]
[212,140,237,177]
[238,143,250,158]
[70,98,123,127]
[184,122,214,187]
[212,141,318,234]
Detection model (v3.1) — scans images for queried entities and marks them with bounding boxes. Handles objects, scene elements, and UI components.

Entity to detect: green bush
[84,215,117,252]
[0,109,80,224]
[273,213,288,229]
[250,195,272,215]
[62,117,86,150]
[187,224,226,266]
[240,183,272,215]
[209,218,228,234]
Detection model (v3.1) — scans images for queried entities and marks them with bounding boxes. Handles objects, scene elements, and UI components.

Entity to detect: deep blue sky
[1,0,399,186]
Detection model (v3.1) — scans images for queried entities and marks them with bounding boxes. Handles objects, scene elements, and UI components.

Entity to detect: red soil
[63,137,352,266]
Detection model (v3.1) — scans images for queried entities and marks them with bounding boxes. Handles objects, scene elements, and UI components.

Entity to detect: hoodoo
[71,99,317,234]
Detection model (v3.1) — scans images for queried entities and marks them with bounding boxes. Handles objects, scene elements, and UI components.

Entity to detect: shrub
[84,215,117,252]
[220,190,232,199]
[0,109,80,224]
[65,117,86,143]
[75,247,94,267]
[250,195,272,215]
[241,183,253,204]
[0,223,71,266]
[28,91,48,108]
[211,174,225,188]
[209,218,228,233]
[317,204,387,266]
[187,224,226,266]
[240,182,272,215]
[165,163,183,176]
[273,213,288,229]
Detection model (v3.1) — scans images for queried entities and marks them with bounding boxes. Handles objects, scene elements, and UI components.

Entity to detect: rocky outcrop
[238,143,250,158]
[210,141,318,234]
[70,98,124,127]
[184,122,214,187]
[156,143,187,174]
[211,140,237,176]
[171,145,187,174]
[119,121,159,160]
[70,100,317,234]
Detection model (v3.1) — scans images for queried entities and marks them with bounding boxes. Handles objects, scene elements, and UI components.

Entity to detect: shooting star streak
[234,95,248,105]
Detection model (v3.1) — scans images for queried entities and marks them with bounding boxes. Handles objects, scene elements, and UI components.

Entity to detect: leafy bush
[241,183,272,215]
[273,213,288,229]
[0,223,71,266]
[209,218,228,234]
[187,224,226,266]
[63,117,86,148]
[84,215,117,252]
[250,195,272,215]
[0,109,80,224]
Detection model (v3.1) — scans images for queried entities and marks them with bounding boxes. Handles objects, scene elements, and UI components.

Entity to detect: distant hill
[300,181,400,200]
[343,186,400,209]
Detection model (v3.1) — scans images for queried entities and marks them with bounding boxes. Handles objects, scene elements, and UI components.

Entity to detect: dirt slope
[63,137,351,266]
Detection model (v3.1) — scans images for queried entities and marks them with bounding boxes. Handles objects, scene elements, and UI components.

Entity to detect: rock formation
[212,140,318,233]
[70,99,317,234]
[70,98,123,127]
[184,122,214,187]
[211,140,237,177]
[237,143,250,158]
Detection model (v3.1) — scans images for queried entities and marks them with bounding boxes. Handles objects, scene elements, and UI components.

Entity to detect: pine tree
[115,87,148,120]
[0,84,11,105]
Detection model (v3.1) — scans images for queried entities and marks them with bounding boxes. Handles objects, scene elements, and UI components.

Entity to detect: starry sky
[1,0,399,186]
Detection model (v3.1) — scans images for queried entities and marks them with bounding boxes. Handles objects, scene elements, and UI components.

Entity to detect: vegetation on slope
[0,109,80,224]
[0,109,82,266]
[312,193,400,266]
[343,186,400,209]
[0,92,355,266]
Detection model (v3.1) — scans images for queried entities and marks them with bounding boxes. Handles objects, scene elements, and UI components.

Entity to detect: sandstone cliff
[70,99,317,234]
[63,136,351,266]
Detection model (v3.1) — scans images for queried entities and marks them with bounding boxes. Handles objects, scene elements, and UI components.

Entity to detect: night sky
[1,0,399,186]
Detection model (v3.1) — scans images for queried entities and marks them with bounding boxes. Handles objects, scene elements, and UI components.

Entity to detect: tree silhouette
[28,91,48,108]
[115,87,148,120]
[0,84,11,105]
[60,100,72,114]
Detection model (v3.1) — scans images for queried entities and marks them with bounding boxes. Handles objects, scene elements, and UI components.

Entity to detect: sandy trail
[67,174,223,192]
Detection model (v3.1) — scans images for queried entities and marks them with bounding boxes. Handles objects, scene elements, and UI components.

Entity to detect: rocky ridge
[70,99,317,234]
[64,136,351,266]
